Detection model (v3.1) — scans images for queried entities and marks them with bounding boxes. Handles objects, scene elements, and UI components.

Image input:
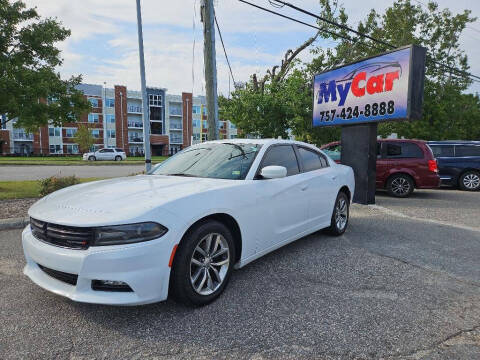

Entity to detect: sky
[24,0,480,96]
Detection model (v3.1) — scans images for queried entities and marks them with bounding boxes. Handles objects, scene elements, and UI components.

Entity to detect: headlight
[93,222,168,246]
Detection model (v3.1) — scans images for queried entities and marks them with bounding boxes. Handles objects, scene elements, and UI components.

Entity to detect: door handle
[331,175,337,180]
[301,185,308,191]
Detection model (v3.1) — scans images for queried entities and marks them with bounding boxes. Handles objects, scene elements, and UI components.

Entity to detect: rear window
[455,145,480,157]
[115,148,124,152]
[430,145,454,157]
[385,142,423,159]
[298,147,328,172]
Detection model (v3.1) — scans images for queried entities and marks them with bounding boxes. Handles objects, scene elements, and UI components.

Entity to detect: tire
[387,174,414,197]
[326,191,349,236]
[115,155,122,161]
[170,220,235,306]
[88,156,96,161]
[459,171,480,191]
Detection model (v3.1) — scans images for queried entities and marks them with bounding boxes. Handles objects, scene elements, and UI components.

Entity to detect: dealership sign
[313,45,426,127]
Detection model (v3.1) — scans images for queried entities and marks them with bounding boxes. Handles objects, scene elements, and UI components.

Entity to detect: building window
[150,122,163,135]
[48,127,61,137]
[202,120,208,129]
[107,130,116,139]
[230,122,237,129]
[65,128,77,138]
[148,94,162,107]
[88,113,99,123]
[49,144,62,154]
[193,119,201,128]
[66,144,79,154]
[230,134,237,139]
[106,98,115,107]
[88,98,99,107]
[91,129,100,138]
[193,133,200,141]
[219,121,226,129]
[192,105,201,114]
[106,115,115,123]
[150,107,162,121]
[202,133,208,142]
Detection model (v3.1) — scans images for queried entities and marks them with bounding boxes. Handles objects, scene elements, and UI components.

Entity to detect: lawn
[0,156,167,166]
[0,178,104,200]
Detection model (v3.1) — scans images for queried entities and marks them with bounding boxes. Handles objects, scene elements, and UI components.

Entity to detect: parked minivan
[321,139,440,197]
[428,141,480,191]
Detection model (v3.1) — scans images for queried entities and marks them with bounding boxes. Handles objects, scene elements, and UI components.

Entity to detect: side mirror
[260,165,287,179]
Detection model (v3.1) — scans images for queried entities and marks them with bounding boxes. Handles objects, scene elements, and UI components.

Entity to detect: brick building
[0,83,238,156]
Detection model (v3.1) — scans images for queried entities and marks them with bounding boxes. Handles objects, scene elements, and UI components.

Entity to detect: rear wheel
[459,171,480,191]
[326,191,349,236]
[387,174,414,197]
[88,156,96,161]
[170,220,235,306]
[115,155,122,161]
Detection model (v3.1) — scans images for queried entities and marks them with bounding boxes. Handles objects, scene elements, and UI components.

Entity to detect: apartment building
[0,83,238,156]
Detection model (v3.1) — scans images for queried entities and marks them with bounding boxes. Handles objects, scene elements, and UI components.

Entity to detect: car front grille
[30,218,93,250]
[37,264,78,286]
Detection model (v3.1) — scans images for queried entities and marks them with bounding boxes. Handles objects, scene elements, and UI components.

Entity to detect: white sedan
[23,139,354,306]
[82,148,127,161]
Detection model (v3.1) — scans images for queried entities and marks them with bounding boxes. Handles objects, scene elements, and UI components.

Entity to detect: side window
[430,145,454,157]
[98,149,106,153]
[323,144,341,161]
[455,145,480,157]
[298,147,324,172]
[260,145,299,176]
[386,142,423,158]
[105,149,114,153]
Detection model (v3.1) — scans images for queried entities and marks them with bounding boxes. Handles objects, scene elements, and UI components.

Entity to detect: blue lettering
[317,80,337,104]
[336,82,351,106]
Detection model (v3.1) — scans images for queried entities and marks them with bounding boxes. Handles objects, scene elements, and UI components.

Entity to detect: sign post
[313,45,426,204]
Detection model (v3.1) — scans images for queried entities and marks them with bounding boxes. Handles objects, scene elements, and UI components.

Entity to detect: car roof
[428,140,480,145]
[199,138,319,149]
[320,139,427,148]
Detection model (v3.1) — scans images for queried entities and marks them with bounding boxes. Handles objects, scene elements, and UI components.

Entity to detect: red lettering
[384,71,400,92]
[351,72,366,97]
[366,74,384,95]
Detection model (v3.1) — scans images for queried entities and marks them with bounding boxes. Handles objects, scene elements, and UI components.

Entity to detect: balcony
[128,122,143,129]
[128,136,144,143]
[170,135,183,144]
[13,133,34,141]
[169,110,182,117]
[128,105,142,114]
[169,123,183,131]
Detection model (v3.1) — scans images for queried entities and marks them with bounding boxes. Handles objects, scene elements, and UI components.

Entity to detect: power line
[214,12,236,85]
[268,0,480,82]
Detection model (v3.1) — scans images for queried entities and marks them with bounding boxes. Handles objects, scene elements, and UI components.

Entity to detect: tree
[222,0,480,144]
[0,0,90,133]
[74,125,95,153]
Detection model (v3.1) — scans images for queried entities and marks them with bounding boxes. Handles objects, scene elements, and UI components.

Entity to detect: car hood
[28,175,238,226]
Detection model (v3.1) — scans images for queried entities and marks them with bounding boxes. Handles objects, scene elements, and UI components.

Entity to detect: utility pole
[201,0,219,140]
[136,0,152,172]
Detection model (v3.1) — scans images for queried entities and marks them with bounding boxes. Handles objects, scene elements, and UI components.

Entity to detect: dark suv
[428,141,480,191]
[321,139,440,197]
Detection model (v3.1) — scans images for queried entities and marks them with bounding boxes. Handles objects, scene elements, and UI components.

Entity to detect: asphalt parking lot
[0,189,479,359]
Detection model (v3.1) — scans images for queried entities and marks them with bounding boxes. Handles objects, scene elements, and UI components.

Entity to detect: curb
[0,217,29,231]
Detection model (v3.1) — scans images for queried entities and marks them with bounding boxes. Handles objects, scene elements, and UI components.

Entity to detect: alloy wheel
[391,177,411,195]
[335,197,348,231]
[463,173,480,190]
[190,233,230,296]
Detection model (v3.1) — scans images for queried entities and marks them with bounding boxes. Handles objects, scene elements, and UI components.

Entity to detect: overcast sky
[24,0,480,96]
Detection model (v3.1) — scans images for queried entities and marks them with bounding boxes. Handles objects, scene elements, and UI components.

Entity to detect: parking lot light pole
[136,0,151,172]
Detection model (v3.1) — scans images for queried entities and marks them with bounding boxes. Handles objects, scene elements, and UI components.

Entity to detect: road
[0,190,479,359]
[0,165,145,181]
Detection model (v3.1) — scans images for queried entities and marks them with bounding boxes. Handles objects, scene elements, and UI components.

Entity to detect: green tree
[74,125,95,153]
[0,0,90,133]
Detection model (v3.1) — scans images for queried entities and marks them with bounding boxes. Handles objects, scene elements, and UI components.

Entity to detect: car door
[254,144,309,251]
[296,146,338,229]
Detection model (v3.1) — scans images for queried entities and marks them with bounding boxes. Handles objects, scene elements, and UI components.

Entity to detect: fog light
[91,280,133,292]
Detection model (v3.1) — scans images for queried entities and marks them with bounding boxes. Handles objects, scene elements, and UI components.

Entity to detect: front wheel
[459,171,480,191]
[170,220,235,306]
[88,156,96,161]
[326,192,349,236]
[115,155,122,161]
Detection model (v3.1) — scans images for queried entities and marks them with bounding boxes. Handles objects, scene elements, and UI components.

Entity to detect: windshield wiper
[165,173,197,177]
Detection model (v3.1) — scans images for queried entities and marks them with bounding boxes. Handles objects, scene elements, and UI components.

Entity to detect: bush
[39,175,80,196]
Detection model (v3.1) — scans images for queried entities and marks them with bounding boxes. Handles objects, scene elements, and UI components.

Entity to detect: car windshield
[149,143,262,180]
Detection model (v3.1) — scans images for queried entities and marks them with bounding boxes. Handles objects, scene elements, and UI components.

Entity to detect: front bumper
[22,226,175,305]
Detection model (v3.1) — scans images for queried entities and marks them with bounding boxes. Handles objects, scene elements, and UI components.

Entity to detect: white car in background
[82,148,127,161]
[23,139,354,306]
